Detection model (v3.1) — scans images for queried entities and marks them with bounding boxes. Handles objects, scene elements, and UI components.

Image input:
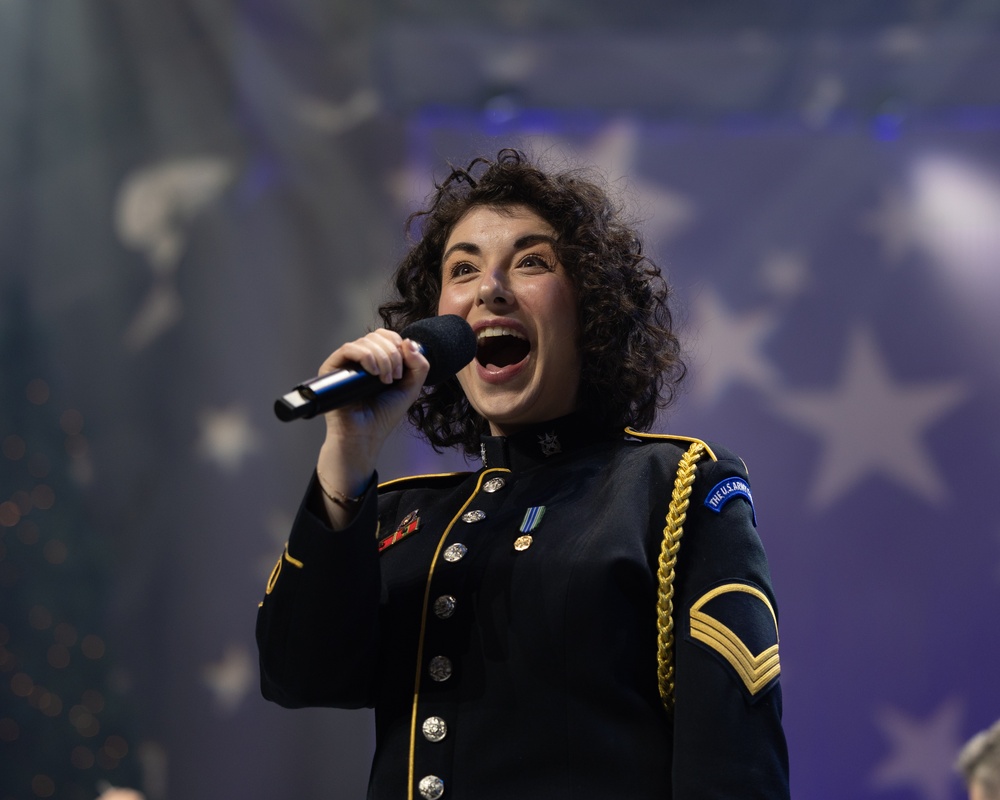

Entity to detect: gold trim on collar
[689,583,780,696]
[283,544,304,568]
[378,471,469,491]
[625,428,719,462]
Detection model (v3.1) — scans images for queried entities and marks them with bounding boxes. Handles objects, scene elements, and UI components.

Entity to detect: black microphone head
[400,315,476,385]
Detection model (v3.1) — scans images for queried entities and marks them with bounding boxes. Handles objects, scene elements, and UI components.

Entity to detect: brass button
[461,509,486,523]
[443,543,467,563]
[422,716,448,742]
[428,656,453,682]
[418,775,444,800]
[433,595,457,619]
[482,477,506,493]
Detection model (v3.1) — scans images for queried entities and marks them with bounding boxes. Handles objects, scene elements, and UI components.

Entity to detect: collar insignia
[538,431,561,457]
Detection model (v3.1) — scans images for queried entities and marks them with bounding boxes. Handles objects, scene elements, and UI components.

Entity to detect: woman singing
[257,149,789,799]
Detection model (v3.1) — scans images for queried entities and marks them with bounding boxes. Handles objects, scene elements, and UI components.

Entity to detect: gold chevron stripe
[689,583,780,695]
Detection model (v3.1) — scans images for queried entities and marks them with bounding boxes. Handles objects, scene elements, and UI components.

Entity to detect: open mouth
[476,326,530,370]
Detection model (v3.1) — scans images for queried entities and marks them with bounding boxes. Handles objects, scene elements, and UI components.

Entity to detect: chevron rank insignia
[686,582,780,700]
[379,510,420,553]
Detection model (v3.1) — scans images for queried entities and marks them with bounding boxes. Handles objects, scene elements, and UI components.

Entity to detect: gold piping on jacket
[625,428,718,462]
[265,543,304,596]
[379,471,468,491]
[406,468,511,800]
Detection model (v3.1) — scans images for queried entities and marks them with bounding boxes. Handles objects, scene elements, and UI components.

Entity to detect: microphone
[274,315,476,422]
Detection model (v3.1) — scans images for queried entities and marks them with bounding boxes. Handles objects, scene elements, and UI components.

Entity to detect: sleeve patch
[703,477,756,526]
[687,582,780,699]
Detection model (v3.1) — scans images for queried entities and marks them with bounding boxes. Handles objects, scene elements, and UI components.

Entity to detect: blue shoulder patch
[704,477,756,526]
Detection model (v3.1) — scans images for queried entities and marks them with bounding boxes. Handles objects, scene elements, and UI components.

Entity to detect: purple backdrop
[2,4,999,800]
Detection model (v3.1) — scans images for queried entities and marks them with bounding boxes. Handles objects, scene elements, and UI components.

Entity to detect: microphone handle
[274,368,383,422]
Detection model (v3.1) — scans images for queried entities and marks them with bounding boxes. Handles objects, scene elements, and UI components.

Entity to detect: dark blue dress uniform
[257,415,790,799]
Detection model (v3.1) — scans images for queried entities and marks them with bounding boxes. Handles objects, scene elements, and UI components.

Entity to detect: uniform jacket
[257,415,790,799]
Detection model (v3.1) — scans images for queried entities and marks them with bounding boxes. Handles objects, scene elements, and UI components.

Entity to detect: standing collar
[478,414,616,472]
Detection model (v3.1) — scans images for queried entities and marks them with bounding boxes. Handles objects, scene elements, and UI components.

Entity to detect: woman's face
[437,204,581,436]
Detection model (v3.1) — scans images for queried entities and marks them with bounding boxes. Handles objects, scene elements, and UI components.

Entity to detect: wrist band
[316,472,366,510]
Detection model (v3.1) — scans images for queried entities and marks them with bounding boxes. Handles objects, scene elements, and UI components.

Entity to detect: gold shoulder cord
[656,441,705,712]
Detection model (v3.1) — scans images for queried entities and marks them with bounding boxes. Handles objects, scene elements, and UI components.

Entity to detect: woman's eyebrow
[442,241,480,261]
[442,233,557,263]
[514,234,557,250]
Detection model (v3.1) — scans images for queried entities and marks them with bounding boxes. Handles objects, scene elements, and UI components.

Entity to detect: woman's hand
[314,328,430,527]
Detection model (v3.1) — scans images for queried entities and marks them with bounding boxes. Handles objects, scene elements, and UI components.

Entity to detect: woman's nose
[476,268,514,307]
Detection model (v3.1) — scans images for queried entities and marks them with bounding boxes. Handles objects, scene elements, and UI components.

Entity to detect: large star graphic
[685,286,781,404]
[870,698,965,800]
[527,119,697,246]
[116,157,235,351]
[196,405,261,473]
[758,249,811,301]
[772,327,969,509]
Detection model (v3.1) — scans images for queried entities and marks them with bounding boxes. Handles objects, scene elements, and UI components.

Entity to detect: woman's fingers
[321,329,405,384]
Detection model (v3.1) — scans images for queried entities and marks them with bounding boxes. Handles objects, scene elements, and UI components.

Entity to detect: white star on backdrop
[386,161,435,216]
[772,327,969,509]
[685,286,782,404]
[337,270,397,342]
[202,644,254,715]
[870,698,964,800]
[800,73,846,128]
[528,120,697,246]
[116,157,236,351]
[196,405,261,473]
[758,249,811,300]
[292,87,380,134]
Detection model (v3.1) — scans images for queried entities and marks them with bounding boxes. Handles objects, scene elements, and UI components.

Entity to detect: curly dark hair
[378,148,686,456]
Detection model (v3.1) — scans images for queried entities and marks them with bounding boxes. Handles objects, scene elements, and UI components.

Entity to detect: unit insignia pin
[538,432,561,457]
[378,509,420,553]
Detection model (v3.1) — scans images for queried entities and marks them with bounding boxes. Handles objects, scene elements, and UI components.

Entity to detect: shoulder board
[624,428,719,462]
[378,471,472,493]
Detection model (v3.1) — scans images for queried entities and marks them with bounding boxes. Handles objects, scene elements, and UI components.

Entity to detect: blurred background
[3,1,1000,798]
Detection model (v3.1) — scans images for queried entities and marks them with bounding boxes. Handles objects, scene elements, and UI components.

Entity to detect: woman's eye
[448,262,476,278]
[519,254,551,269]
